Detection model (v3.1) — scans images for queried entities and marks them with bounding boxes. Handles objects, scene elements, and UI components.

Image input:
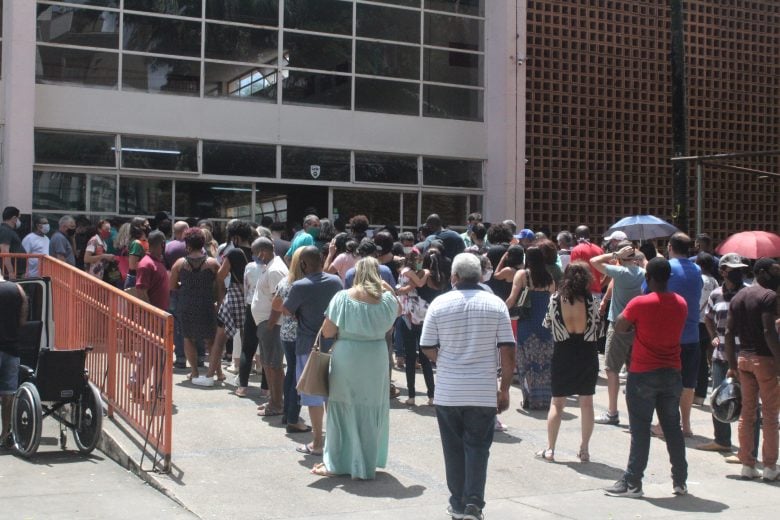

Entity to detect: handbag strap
[312,322,337,353]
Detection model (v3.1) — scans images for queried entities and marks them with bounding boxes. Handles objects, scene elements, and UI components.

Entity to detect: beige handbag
[296,326,332,397]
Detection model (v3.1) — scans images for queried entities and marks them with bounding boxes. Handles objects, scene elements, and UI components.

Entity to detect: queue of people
[1,204,779,520]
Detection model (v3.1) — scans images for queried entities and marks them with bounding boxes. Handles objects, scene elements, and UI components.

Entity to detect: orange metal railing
[2,253,174,471]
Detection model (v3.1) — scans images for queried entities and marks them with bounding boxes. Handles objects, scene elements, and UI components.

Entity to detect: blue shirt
[668,257,703,344]
[343,264,395,289]
[604,263,646,323]
[283,272,343,355]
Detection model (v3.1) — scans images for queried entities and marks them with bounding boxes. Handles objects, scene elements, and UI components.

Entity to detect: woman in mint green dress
[311,257,400,479]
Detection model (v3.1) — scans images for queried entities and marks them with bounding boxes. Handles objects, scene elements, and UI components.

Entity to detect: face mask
[15,218,22,229]
[66,228,76,237]
[100,229,111,239]
[255,257,265,265]
[726,270,743,286]
[403,246,413,255]
[415,262,423,271]
[144,226,152,235]
[307,227,320,240]
[482,269,493,282]
[40,224,50,234]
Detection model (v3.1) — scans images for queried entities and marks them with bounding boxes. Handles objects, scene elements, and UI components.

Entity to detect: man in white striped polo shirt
[420,253,516,520]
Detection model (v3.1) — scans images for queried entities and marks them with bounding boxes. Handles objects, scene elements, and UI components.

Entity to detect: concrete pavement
[101,361,779,520]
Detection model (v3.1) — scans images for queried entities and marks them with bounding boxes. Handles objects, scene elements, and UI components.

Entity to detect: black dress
[550,333,598,397]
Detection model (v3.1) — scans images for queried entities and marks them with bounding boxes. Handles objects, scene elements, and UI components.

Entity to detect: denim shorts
[0,351,20,396]
[680,342,701,389]
[295,353,326,407]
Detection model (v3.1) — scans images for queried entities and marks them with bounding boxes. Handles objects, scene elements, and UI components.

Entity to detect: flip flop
[286,424,313,434]
[257,407,282,417]
[310,463,333,476]
[234,387,248,397]
[296,444,322,456]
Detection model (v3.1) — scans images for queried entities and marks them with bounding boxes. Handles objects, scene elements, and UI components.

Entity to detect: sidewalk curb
[97,418,198,518]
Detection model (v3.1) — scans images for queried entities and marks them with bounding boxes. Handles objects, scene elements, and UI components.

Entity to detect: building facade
[524,0,780,241]
[0,0,525,234]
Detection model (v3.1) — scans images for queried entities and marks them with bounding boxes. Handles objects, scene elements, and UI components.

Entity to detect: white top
[21,233,50,277]
[251,255,288,324]
[244,261,260,304]
[420,287,515,407]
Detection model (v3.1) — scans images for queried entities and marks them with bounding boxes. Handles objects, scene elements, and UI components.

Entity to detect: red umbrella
[716,231,780,259]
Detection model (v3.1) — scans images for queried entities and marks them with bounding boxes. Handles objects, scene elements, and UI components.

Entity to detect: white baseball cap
[605,230,628,242]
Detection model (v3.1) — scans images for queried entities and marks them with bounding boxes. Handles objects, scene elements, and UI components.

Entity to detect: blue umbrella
[606,215,679,241]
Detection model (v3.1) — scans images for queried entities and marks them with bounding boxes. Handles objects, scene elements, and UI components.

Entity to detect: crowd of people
[1,204,779,520]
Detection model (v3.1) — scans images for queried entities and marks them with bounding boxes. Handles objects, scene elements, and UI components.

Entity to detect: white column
[1,0,37,213]
[483,0,525,225]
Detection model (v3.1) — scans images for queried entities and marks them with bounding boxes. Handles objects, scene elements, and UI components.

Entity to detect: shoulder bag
[509,269,532,319]
[296,326,334,397]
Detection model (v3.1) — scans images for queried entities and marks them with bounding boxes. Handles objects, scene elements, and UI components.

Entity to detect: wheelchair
[10,277,103,457]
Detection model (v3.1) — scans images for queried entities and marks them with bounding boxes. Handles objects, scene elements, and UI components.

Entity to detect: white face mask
[15,217,21,229]
[41,224,51,234]
[403,246,413,255]
[482,269,493,282]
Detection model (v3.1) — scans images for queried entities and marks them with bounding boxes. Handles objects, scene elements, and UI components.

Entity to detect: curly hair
[226,219,254,243]
[558,261,592,303]
[183,227,205,251]
[486,223,513,244]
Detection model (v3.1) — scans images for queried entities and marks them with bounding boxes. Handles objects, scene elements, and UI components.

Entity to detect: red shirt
[135,254,170,310]
[622,292,687,373]
[570,241,604,293]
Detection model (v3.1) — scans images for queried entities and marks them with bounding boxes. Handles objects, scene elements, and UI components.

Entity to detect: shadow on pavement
[492,432,523,444]
[643,495,728,513]
[24,450,104,466]
[561,460,623,480]
[306,469,426,499]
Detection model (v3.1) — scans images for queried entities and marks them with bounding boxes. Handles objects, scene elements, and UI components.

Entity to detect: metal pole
[671,0,689,233]
[696,161,703,237]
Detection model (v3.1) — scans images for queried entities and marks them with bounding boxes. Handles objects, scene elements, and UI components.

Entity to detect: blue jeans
[282,340,301,425]
[624,369,688,486]
[435,406,496,512]
[170,292,184,362]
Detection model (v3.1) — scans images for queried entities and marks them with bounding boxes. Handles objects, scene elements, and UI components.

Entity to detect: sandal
[535,448,555,462]
[257,407,282,417]
[311,463,333,476]
[577,448,590,462]
[296,443,323,456]
[234,387,248,397]
[404,398,416,406]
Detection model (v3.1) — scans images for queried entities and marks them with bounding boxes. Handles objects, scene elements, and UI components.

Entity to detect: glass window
[357,4,420,44]
[175,182,252,220]
[124,0,201,17]
[281,147,350,182]
[425,0,483,16]
[206,0,278,27]
[421,193,466,228]
[255,188,288,223]
[284,0,352,36]
[35,131,116,167]
[355,78,419,116]
[368,0,420,7]
[36,4,119,49]
[90,175,117,213]
[333,190,400,228]
[119,177,172,215]
[43,0,120,6]
[423,158,482,188]
[355,41,419,79]
[120,137,198,172]
[424,13,483,52]
[123,14,201,57]
[33,171,87,211]
[205,23,277,63]
[402,192,418,228]
[123,55,200,96]
[424,48,483,86]
[355,153,418,184]
[203,141,276,177]
[204,62,277,101]
[282,71,350,110]
[284,33,352,73]
[36,46,118,88]
[423,84,483,121]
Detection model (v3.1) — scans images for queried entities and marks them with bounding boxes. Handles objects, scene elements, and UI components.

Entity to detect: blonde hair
[353,257,383,300]
[114,222,131,250]
[201,228,217,257]
[288,247,305,284]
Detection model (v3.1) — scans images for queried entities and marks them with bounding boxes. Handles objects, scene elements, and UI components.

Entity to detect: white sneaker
[763,465,780,481]
[740,465,760,480]
[191,376,215,387]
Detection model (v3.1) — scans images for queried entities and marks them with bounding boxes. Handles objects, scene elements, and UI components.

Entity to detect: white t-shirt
[21,232,50,277]
[420,287,515,407]
[251,255,288,324]
[244,261,260,304]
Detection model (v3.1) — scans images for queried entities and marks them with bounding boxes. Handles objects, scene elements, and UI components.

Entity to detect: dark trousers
[435,406,496,512]
[239,307,268,389]
[282,340,301,425]
[711,359,732,447]
[624,369,688,486]
[402,321,435,399]
[695,323,710,398]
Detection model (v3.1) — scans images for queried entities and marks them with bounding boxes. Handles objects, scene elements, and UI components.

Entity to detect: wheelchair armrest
[17,365,35,386]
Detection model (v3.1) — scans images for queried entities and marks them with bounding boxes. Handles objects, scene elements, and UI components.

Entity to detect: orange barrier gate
[2,253,174,471]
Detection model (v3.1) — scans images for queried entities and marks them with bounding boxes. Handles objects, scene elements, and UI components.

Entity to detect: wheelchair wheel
[71,382,103,454]
[12,382,43,457]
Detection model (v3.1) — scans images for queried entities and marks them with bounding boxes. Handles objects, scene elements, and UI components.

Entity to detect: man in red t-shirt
[604,257,688,499]
[569,226,604,297]
[134,231,170,311]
